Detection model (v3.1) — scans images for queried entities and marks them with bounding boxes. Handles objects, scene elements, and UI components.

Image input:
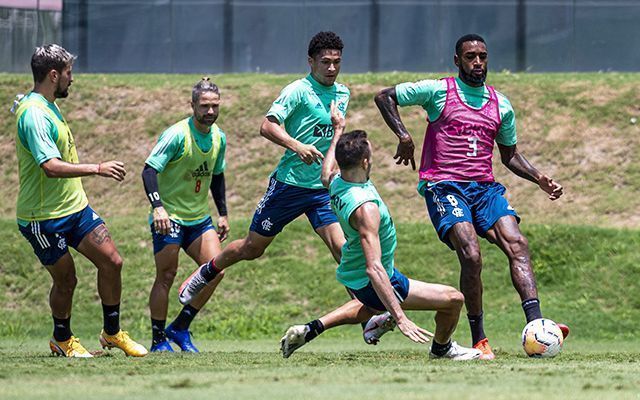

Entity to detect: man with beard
[142,77,229,352]
[374,34,568,359]
[14,44,147,357]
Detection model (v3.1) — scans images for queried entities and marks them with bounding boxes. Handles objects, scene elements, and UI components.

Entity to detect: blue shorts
[423,181,520,250]
[347,268,410,312]
[18,205,105,266]
[249,176,338,237]
[150,217,215,254]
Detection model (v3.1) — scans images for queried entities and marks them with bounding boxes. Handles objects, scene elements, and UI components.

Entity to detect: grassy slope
[1,218,638,343]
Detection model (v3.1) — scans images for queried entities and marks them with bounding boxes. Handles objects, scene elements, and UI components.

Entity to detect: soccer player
[142,77,228,353]
[374,34,568,359]
[279,103,481,360]
[14,44,147,357]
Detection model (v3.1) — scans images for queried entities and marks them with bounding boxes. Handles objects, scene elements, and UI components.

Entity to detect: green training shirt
[267,74,350,189]
[15,92,88,223]
[395,77,517,146]
[145,117,226,226]
[330,175,397,290]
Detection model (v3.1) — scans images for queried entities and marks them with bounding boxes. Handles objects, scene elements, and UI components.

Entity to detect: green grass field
[0,72,639,399]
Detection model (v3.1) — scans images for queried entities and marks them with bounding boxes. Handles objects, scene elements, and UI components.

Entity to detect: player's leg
[179,179,304,305]
[75,210,147,357]
[280,298,374,358]
[401,276,481,360]
[148,243,181,352]
[424,182,489,355]
[18,220,92,357]
[314,222,344,264]
[166,226,225,352]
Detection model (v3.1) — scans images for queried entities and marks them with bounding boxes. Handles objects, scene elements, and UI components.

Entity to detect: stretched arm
[352,202,431,344]
[374,87,416,170]
[321,100,345,189]
[260,116,323,165]
[41,158,126,181]
[210,173,229,242]
[498,143,563,200]
[141,164,171,235]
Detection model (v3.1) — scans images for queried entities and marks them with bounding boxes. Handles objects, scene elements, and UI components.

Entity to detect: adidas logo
[315,103,323,109]
[92,212,99,220]
[191,161,211,178]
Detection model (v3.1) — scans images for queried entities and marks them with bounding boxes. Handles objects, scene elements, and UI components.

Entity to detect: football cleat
[178,265,209,306]
[99,330,148,357]
[280,325,310,358]
[150,340,174,353]
[49,336,93,358]
[472,337,495,360]
[430,341,483,361]
[165,323,199,353]
[363,312,396,345]
[557,323,570,339]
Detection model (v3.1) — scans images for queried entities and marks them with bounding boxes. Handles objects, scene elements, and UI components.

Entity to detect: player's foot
[472,338,495,360]
[178,265,209,306]
[49,336,93,358]
[150,340,174,353]
[280,325,310,358]
[557,323,570,339]
[363,312,396,345]
[165,323,199,353]
[99,330,148,357]
[430,341,482,361]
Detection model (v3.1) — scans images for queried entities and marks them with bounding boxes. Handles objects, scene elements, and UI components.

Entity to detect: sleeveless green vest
[156,119,222,223]
[15,99,88,220]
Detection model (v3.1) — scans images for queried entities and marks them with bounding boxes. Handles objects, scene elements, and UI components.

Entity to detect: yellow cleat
[99,330,148,357]
[49,336,93,358]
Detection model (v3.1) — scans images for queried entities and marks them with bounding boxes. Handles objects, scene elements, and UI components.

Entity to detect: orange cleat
[473,338,495,360]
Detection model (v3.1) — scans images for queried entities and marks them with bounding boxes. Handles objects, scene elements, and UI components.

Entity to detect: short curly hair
[308,31,344,58]
[336,130,370,170]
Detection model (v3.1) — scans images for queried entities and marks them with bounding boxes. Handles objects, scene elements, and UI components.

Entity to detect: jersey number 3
[467,137,478,157]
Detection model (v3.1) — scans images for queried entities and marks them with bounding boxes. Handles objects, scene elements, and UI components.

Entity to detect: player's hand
[397,317,434,344]
[294,142,324,165]
[538,175,563,200]
[153,206,171,235]
[330,100,346,133]
[97,161,126,181]
[217,216,230,242]
[394,136,416,170]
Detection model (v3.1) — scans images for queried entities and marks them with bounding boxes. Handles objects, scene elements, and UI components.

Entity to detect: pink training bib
[419,77,501,182]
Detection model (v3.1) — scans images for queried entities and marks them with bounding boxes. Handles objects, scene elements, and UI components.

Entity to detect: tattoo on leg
[91,225,111,245]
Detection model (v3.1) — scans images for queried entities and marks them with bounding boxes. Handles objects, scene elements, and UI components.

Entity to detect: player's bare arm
[260,116,324,165]
[374,87,416,170]
[321,101,345,188]
[352,202,431,344]
[497,143,563,200]
[41,158,126,181]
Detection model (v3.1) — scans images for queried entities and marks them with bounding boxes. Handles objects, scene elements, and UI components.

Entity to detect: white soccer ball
[521,318,563,358]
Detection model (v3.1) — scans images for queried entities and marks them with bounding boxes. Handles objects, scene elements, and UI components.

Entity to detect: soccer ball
[521,318,563,358]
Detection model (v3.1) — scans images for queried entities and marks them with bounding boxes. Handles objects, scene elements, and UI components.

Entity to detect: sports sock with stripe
[467,313,486,346]
[52,316,72,342]
[522,298,542,323]
[201,259,222,282]
[171,305,200,331]
[430,340,452,356]
[151,318,167,344]
[102,303,120,335]
[304,319,325,342]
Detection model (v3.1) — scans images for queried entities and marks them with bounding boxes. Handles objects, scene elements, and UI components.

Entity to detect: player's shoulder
[333,81,350,95]
[159,118,189,140]
[493,89,514,109]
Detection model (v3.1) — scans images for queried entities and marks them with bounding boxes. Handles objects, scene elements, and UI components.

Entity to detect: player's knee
[56,273,77,293]
[443,287,464,310]
[160,269,177,286]
[507,234,529,259]
[242,241,266,260]
[459,246,482,271]
[109,252,124,271]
